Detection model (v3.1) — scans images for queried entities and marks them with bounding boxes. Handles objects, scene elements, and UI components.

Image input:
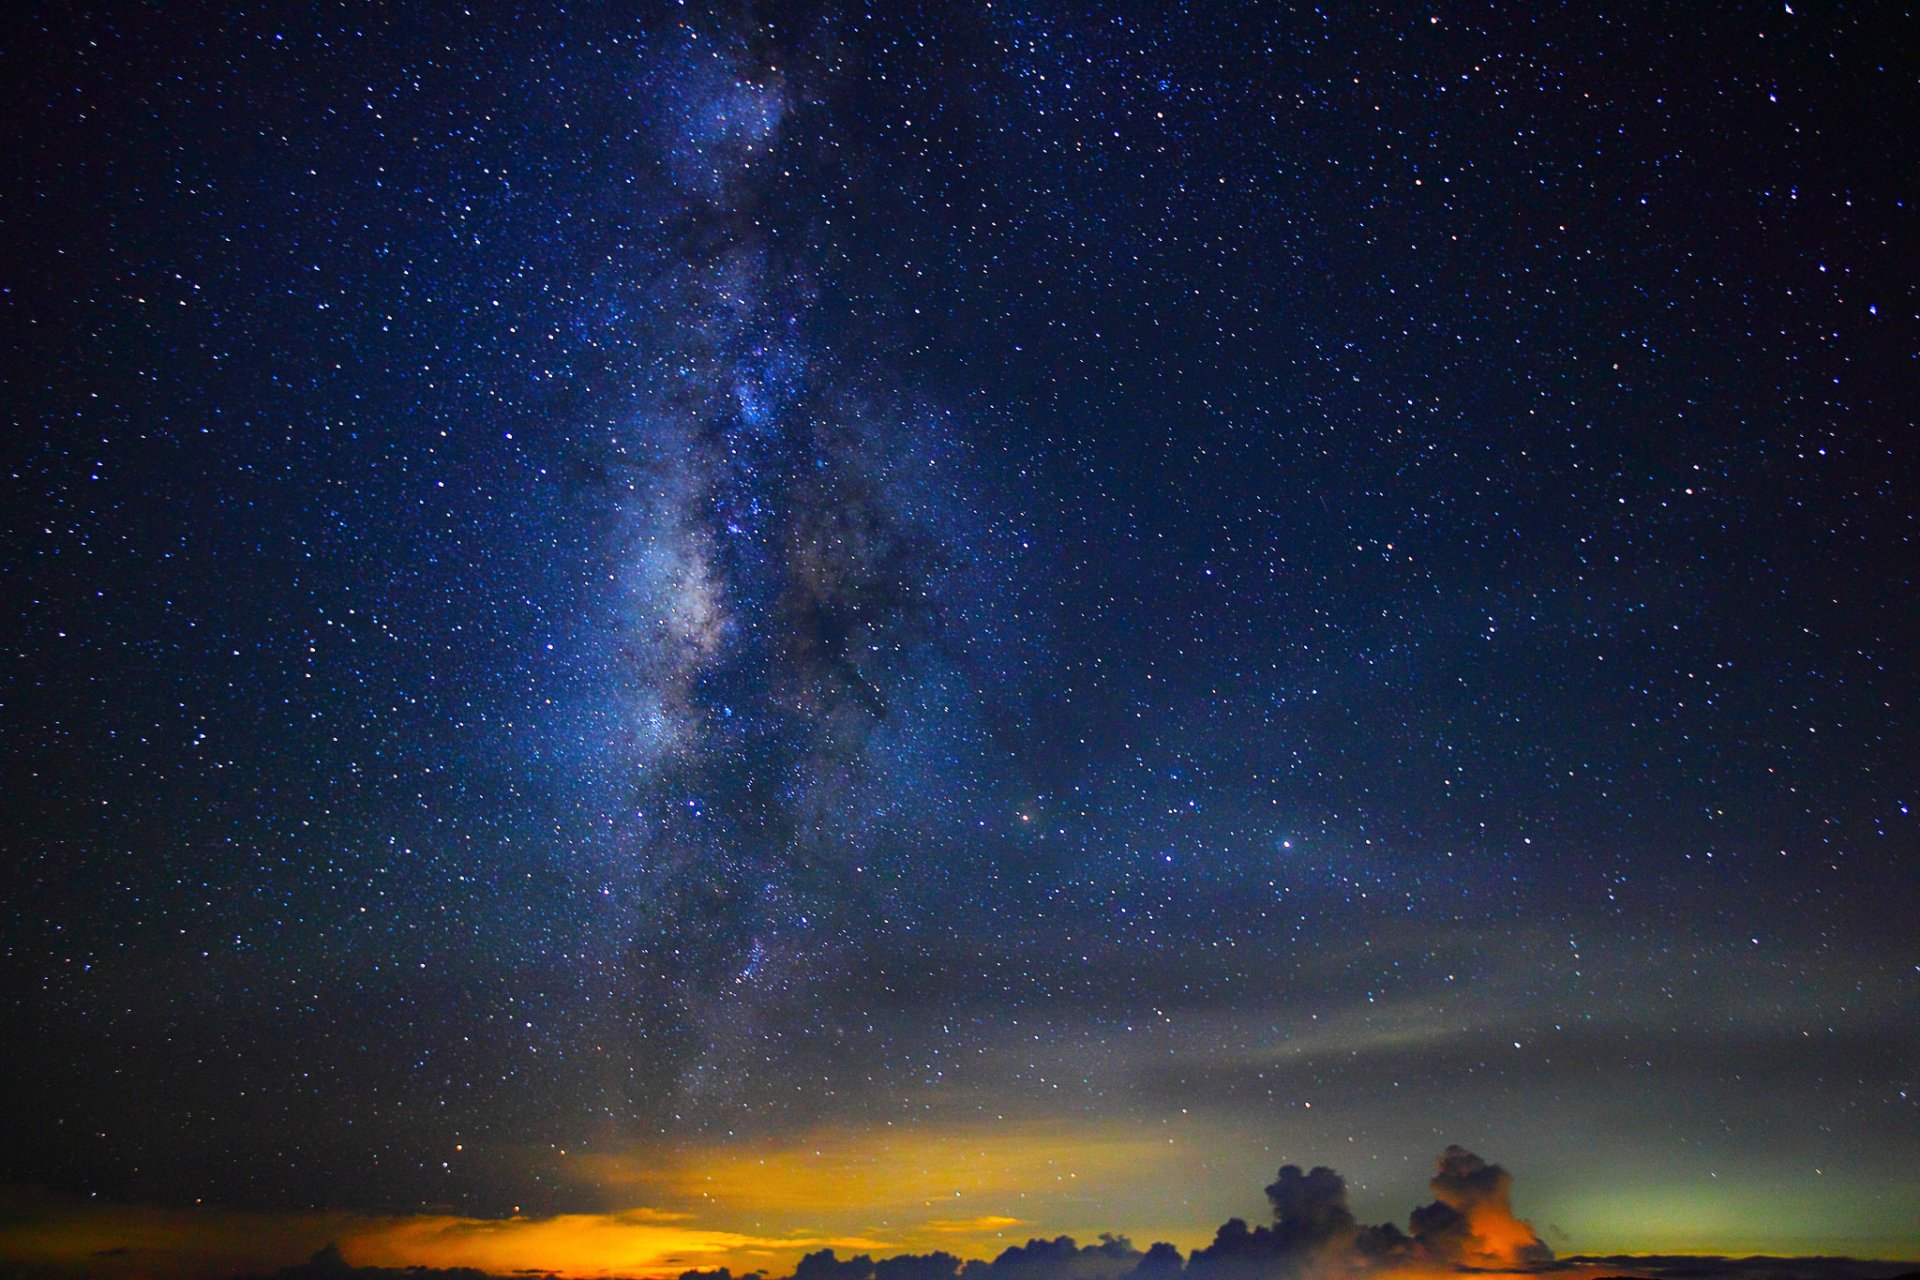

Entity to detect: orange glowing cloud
[0,1188,886,1280]
[568,1120,1179,1229]
[339,1211,886,1277]
[922,1217,1030,1235]
[1410,1145,1553,1270]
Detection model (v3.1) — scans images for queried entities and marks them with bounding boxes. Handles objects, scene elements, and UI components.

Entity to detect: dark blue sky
[2,0,1915,1262]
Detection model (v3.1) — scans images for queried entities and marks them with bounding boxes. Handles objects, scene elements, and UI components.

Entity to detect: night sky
[2,1,1916,1275]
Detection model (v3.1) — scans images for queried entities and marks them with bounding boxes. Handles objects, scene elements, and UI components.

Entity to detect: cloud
[338,1211,879,1277]
[228,1248,1920,1280]
[1409,1146,1555,1270]
[877,1252,968,1280]
[0,1187,880,1280]
[795,1250,883,1280]
[1563,1259,1920,1280]
[10,1149,1905,1280]
[1264,1167,1359,1253]
[1176,1146,1564,1280]
[967,1235,1148,1280]
[569,1122,1171,1221]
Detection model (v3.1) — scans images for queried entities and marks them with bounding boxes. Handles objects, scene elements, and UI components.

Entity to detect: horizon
[4,1141,1916,1279]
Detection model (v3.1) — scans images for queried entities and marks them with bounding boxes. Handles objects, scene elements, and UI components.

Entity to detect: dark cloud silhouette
[876,1251,965,1280]
[1192,1172,1341,1277]
[234,1242,497,1280]
[1185,1218,1288,1280]
[1156,1147,1556,1280]
[774,1235,1151,1280]
[1132,1243,1186,1280]
[1352,1222,1415,1267]
[227,1156,1910,1280]
[229,1245,1920,1280]
[1264,1166,1358,1252]
[795,1251,880,1280]
[1188,1162,1403,1280]
[1567,1261,1919,1280]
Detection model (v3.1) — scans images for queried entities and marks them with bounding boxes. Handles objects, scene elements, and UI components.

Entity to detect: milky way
[592,27,1021,1118]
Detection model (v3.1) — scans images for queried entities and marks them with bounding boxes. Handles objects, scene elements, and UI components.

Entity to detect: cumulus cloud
[876,1252,966,1280]
[762,1234,1160,1280]
[1166,1147,1556,1280]
[795,1249,883,1280]
[47,1148,1892,1280]
[1187,1164,1360,1280]
[967,1235,1148,1280]
[1409,1146,1555,1270]
[1264,1166,1360,1253]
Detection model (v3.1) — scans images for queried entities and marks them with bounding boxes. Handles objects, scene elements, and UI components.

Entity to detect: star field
[1,0,1915,1266]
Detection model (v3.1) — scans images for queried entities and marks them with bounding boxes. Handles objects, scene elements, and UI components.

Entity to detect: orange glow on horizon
[339,1211,888,1278]
[0,1188,888,1280]
[0,1121,1195,1280]
[567,1118,1178,1224]
[0,1183,1620,1280]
